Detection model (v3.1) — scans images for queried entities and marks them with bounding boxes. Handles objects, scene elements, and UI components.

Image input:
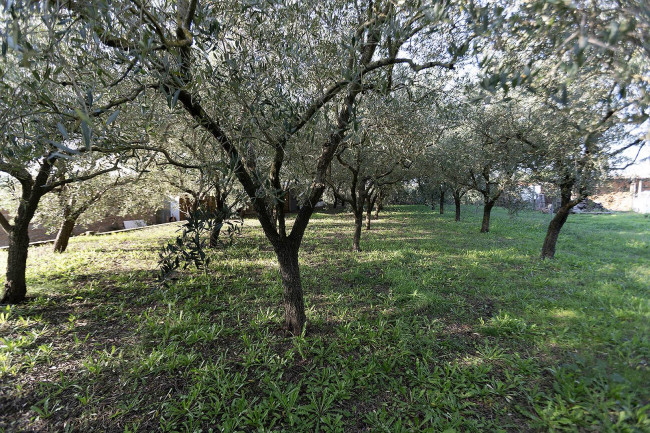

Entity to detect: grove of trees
[0,0,647,334]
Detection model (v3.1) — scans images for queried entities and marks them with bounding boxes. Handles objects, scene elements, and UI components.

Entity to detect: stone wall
[0,211,156,247]
[591,192,633,212]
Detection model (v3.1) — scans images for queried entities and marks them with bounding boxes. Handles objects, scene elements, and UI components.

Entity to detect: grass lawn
[0,205,648,432]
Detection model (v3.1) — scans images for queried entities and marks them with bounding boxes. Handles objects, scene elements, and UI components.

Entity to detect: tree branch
[174,88,279,243]
[64,1,139,51]
[130,145,203,169]
[44,164,120,192]
[288,56,455,137]
[184,0,198,30]
[130,0,192,48]
[0,211,12,233]
[609,138,644,157]
[91,84,157,117]
[289,75,368,245]
[0,160,33,186]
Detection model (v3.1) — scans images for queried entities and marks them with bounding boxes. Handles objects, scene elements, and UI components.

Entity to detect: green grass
[0,205,648,432]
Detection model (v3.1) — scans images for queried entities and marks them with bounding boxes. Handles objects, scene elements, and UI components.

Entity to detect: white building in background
[520,184,547,210]
[169,197,181,221]
[155,196,181,223]
[631,179,650,213]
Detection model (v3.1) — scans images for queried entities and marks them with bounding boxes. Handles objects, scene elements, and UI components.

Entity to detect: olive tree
[326,91,429,251]
[450,100,536,232]
[31,169,165,253]
[525,82,639,259]
[150,121,247,247]
[412,84,471,221]
[0,3,151,303]
[421,139,472,222]
[489,1,649,257]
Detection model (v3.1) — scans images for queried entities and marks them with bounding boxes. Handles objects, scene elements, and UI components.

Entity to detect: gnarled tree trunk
[53,217,77,253]
[353,210,363,252]
[540,206,571,259]
[374,193,382,219]
[1,159,52,304]
[209,200,226,248]
[541,183,579,259]
[274,240,306,335]
[439,187,445,214]
[365,194,377,230]
[365,204,372,230]
[481,199,495,233]
[454,193,461,222]
[209,222,222,248]
[2,225,30,304]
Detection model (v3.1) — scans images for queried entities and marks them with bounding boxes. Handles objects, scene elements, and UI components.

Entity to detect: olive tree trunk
[209,206,226,248]
[209,222,222,248]
[541,184,579,259]
[53,216,78,253]
[53,192,105,253]
[353,210,363,252]
[365,207,372,230]
[439,188,445,214]
[481,200,495,233]
[365,194,377,230]
[2,226,30,304]
[1,159,52,304]
[540,206,571,259]
[454,194,461,222]
[274,241,306,335]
